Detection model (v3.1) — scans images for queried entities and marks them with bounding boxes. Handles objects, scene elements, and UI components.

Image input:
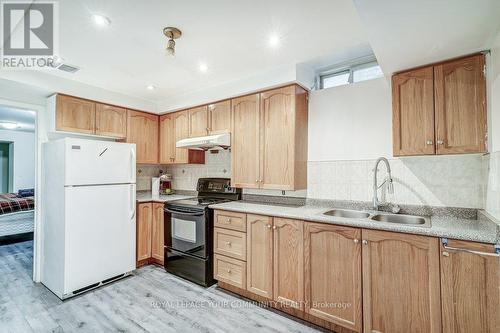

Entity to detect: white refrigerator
[42,138,136,299]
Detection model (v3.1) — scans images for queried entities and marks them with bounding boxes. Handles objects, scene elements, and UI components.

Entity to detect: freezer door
[64,184,136,295]
[64,139,136,186]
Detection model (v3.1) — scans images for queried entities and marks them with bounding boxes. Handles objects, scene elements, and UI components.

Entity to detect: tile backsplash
[307,154,485,208]
[484,151,500,220]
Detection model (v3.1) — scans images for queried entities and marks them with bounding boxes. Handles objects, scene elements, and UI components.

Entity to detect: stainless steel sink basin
[323,209,370,219]
[370,213,430,227]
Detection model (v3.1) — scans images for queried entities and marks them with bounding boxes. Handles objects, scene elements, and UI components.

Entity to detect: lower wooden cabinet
[304,223,362,332]
[362,229,441,333]
[136,202,164,267]
[246,214,273,298]
[440,239,500,333]
[214,254,246,289]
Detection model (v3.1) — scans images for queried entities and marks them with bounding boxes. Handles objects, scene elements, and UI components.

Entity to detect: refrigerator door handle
[130,148,136,183]
[130,185,136,221]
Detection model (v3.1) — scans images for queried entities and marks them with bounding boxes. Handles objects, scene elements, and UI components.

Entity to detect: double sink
[323,209,431,227]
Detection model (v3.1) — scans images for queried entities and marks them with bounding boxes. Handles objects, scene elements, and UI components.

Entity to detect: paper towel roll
[151,177,160,198]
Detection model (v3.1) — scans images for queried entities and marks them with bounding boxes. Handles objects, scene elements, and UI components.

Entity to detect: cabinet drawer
[214,210,246,232]
[214,254,246,289]
[214,228,246,260]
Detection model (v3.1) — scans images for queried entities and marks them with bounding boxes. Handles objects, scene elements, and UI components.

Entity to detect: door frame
[0,141,13,192]
[0,98,43,282]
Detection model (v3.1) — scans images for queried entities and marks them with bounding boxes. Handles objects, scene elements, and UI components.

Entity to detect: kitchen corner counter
[136,191,194,203]
[209,201,500,245]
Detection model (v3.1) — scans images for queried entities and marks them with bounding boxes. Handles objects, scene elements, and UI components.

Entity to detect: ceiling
[46,0,367,101]
[0,106,36,132]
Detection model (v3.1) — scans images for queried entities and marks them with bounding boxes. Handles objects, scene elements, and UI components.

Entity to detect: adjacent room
[0,0,499,332]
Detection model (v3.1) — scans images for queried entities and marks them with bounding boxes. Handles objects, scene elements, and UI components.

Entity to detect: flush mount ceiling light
[163,27,182,56]
[146,84,156,91]
[91,14,111,27]
[269,33,280,48]
[199,63,208,73]
[0,121,19,130]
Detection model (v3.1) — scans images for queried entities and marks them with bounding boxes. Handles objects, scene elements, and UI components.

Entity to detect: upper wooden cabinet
[440,239,500,333]
[127,110,159,164]
[392,66,435,156]
[159,114,176,164]
[434,55,487,154]
[208,100,231,134]
[95,103,127,138]
[231,94,261,189]
[231,85,308,190]
[392,54,486,156]
[304,223,362,332]
[362,230,441,333]
[55,95,96,135]
[188,106,209,137]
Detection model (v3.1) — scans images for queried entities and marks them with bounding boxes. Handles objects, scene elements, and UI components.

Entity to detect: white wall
[308,78,392,161]
[0,129,35,192]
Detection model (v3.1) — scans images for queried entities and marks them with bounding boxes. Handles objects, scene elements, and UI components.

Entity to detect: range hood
[176,133,230,150]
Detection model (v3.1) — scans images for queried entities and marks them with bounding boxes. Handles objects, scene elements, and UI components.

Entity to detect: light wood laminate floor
[0,241,323,333]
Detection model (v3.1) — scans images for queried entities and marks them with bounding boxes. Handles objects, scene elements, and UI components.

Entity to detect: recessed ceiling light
[269,33,280,48]
[91,14,111,27]
[0,121,19,130]
[146,84,156,91]
[199,63,208,73]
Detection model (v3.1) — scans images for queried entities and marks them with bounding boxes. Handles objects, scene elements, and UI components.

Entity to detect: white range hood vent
[176,133,230,151]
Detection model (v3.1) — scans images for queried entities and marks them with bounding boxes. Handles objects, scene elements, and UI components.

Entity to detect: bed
[0,193,35,237]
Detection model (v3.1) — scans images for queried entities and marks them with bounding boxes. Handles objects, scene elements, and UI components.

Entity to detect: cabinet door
[173,111,189,163]
[208,100,231,134]
[56,95,96,134]
[231,94,260,188]
[392,66,435,156]
[159,114,176,164]
[362,230,441,333]
[434,54,486,154]
[273,218,304,310]
[304,223,362,332]
[151,203,164,263]
[127,110,159,164]
[188,106,208,137]
[246,214,273,298]
[440,239,500,333]
[260,86,296,189]
[136,203,152,265]
[95,103,127,138]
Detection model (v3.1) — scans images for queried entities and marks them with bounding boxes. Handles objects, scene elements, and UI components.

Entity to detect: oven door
[164,207,207,259]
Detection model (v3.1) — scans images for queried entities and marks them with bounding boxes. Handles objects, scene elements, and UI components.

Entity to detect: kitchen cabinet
[208,100,231,134]
[434,54,487,154]
[440,239,500,333]
[136,203,152,266]
[188,105,209,137]
[137,202,165,267]
[304,223,362,332]
[362,229,441,333]
[151,203,164,263]
[231,85,308,190]
[246,214,273,298]
[273,218,304,310]
[159,113,176,164]
[392,66,435,156]
[127,110,159,164]
[392,53,486,156]
[95,103,127,138]
[55,94,96,134]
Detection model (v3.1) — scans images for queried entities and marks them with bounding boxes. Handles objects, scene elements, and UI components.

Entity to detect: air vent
[57,64,80,73]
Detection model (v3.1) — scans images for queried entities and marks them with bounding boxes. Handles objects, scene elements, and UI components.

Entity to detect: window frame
[318,59,382,90]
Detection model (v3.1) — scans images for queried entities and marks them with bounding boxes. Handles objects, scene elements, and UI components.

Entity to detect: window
[319,60,383,89]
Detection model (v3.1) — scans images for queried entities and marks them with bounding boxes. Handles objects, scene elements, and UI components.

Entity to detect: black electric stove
[164,178,241,286]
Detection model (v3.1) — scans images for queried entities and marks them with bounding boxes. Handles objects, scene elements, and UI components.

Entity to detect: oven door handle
[164,208,205,217]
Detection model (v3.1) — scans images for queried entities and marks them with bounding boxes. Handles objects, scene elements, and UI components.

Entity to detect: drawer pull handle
[441,238,500,257]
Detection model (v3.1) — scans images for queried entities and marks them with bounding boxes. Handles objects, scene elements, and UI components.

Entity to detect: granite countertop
[210,201,500,245]
[136,191,194,203]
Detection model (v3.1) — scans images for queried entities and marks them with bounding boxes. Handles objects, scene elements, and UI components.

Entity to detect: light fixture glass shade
[166,39,176,56]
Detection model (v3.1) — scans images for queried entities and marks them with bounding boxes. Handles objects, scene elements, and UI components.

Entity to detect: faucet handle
[391,205,401,214]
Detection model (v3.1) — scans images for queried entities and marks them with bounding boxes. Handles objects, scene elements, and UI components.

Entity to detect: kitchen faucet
[372,157,394,211]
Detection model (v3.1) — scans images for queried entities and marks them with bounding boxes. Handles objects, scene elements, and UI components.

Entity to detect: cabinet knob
[225,218,231,224]
[353,239,359,244]
[437,140,444,145]
[227,269,231,273]
[267,224,272,229]
[272,225,277,230]
[426,140,433,145]
[225,241,232,246]
[362,240,368,245]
